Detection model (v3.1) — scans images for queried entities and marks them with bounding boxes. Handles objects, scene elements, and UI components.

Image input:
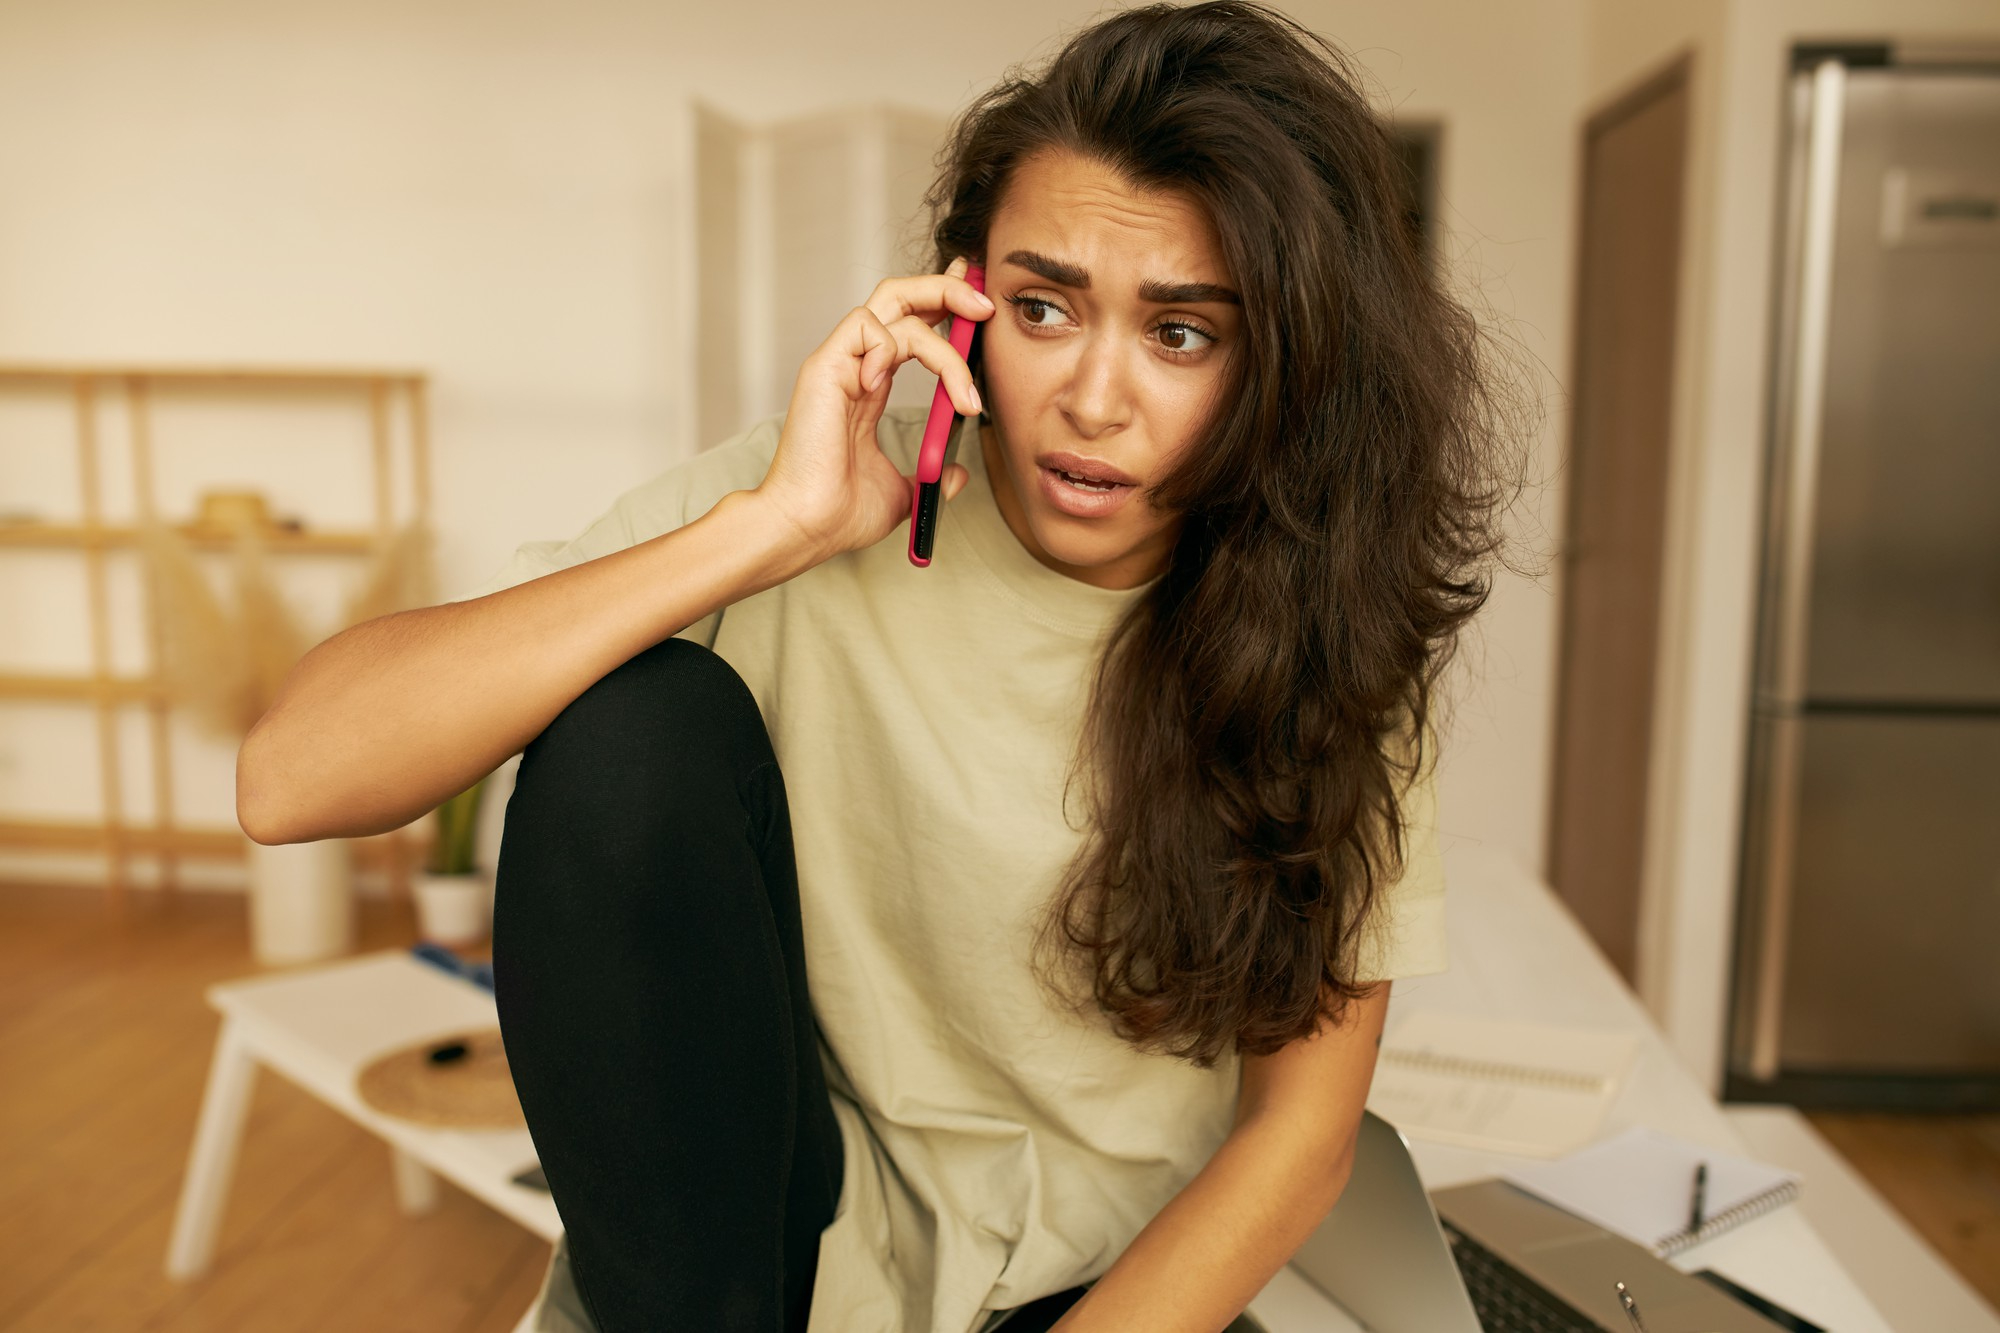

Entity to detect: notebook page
[1366,1011,1639,1158]
[1503,1126,1801,1254]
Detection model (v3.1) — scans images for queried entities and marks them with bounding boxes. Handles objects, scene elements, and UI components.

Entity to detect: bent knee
[588,636,755,714]
[527,636,772,781]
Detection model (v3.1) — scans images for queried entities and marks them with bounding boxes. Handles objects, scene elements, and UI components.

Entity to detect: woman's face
[978,148,1241,590]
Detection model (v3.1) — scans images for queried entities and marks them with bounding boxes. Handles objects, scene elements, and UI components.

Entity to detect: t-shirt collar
[950,418,1156,637]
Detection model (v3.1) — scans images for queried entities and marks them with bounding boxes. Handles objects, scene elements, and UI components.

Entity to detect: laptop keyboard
[1443,1221,1603,1333]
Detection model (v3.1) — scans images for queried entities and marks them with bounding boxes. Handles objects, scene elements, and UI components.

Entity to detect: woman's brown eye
[1155,321,1215,354]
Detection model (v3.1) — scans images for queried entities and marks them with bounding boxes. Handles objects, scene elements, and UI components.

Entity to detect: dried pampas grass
[140,514,437,741]
[232,529,307,732]
[343,522,438,627]
[139,520,257,739]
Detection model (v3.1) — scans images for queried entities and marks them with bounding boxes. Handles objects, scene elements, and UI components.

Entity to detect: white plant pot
[413,871,494,948]
[245,837,356,965]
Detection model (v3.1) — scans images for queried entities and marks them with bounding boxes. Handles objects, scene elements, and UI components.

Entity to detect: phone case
[908,263,986,567]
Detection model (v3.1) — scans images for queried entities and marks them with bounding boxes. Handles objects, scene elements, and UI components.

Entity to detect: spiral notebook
[1504,1126,1801,1257]
[1366,1011,1639,1157]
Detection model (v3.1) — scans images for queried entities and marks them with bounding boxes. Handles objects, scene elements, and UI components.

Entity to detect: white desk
[175,858,1892,1331]
[1248,846,1891,1333]
[166,951,562,1280]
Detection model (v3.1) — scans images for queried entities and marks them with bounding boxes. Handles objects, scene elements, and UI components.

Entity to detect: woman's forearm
[1051,1112,1354,1333]
[236,488,812,845]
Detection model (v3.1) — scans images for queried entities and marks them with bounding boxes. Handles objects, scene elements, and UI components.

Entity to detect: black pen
[1689,1161,1709,1235]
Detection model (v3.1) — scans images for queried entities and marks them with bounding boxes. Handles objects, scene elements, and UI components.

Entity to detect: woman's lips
[1034,451,1141,518]
[1038,451,1138,485]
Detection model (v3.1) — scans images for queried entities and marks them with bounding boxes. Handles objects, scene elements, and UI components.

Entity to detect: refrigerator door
[1775,712,2000,1074]
[1734,59,2000,1105]
[1802,68,2000,706]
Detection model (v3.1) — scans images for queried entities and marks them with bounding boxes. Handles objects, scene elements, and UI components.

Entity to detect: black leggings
[493,637,1088,1333]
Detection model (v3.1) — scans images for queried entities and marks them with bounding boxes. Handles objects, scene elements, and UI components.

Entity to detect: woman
[238,4,1513,1330]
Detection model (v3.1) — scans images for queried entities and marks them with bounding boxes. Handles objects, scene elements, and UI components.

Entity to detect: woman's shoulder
[631,412,783,524]
[451,408,928,601]
[637,405,928,525]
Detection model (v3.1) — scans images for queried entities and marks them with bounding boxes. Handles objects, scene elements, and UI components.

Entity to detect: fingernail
[967,383,983,414]
[974,290,995,310]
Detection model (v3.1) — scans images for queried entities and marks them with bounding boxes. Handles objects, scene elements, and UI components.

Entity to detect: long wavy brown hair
[928,2,1525,1065]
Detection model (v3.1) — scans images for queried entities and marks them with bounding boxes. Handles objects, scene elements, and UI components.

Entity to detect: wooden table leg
[392,1147,441,1215]
[165,1019,260,1280]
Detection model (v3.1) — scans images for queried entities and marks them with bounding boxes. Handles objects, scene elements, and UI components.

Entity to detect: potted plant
[413,777,493,947]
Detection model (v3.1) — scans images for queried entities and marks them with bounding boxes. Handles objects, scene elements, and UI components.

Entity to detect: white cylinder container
[245,837,356,965]
[412,871,494,948]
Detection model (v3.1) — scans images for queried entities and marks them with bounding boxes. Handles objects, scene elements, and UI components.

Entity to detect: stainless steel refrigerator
[1729,45,2000,1110]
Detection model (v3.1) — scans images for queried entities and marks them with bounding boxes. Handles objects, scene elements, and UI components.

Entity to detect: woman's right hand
[754,256,993,563]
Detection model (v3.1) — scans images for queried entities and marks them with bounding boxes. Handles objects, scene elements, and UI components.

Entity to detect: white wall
[1585,0,2000,1088]
[0,0,1582,883]
[1325,1,1586,880]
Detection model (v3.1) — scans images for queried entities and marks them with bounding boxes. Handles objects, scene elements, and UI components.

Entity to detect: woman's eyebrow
[1001,249,1241,306]
[1004,249,1091,288]
[1138,277,1241,306]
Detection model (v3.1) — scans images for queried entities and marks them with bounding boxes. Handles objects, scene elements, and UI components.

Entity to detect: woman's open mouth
[1035,452,1140,518]
[1054,468,1121,491]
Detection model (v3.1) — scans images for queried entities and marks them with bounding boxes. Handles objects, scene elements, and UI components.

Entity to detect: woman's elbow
[237,727,287,845]
[236,712,317,845]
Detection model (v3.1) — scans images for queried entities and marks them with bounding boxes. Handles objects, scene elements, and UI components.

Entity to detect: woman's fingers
[823,261,992,399]
[847,308,898,394]
[864,267,993,332]
[831,307,982,415]
[899,463,972,509]
[940,463,970,503]
[884,314,983,415]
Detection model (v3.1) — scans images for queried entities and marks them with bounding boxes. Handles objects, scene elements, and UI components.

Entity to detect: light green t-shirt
[461,407,1449,1333]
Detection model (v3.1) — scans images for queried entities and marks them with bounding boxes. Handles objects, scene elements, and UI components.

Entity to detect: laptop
[1287,1112,1792,1332]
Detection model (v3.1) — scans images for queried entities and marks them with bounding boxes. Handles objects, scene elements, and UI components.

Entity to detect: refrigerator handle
[1770,59,1845,703]
[1748,60,1847,1082]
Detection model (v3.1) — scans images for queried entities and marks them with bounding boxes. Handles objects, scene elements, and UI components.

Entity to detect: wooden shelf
[0,521,380,555]
[0,818,428,870]
[0,673,164,704]
[0,363,433,905]
[0,365,423,388]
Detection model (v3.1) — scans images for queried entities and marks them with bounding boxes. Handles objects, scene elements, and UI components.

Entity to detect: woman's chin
[1022,511,1151,580]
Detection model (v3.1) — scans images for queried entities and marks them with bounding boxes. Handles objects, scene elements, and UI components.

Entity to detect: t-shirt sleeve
[1350,738,1449,983]
[441,414,785,645]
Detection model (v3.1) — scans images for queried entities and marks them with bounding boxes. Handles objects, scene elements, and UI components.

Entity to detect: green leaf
[426,775,488,876]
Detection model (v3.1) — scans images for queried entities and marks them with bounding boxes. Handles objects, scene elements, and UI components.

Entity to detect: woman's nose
[1056,333,1132,440]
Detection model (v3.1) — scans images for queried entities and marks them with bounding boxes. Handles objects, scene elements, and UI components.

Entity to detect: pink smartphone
[908,263,986,568]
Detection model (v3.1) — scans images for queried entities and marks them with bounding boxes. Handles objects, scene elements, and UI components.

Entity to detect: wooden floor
[0,881,549,1333]
[1807,1109,2000,1311]
[4,881,1999,1329]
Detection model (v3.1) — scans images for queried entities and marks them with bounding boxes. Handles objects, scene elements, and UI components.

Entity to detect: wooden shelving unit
[0,365,434,909]
[0,521,380,553]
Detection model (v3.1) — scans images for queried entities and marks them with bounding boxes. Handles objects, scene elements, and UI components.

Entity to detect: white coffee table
[166,949,563,1280]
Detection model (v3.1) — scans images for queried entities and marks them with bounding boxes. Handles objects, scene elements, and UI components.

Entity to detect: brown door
[1547,59,1691,981]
